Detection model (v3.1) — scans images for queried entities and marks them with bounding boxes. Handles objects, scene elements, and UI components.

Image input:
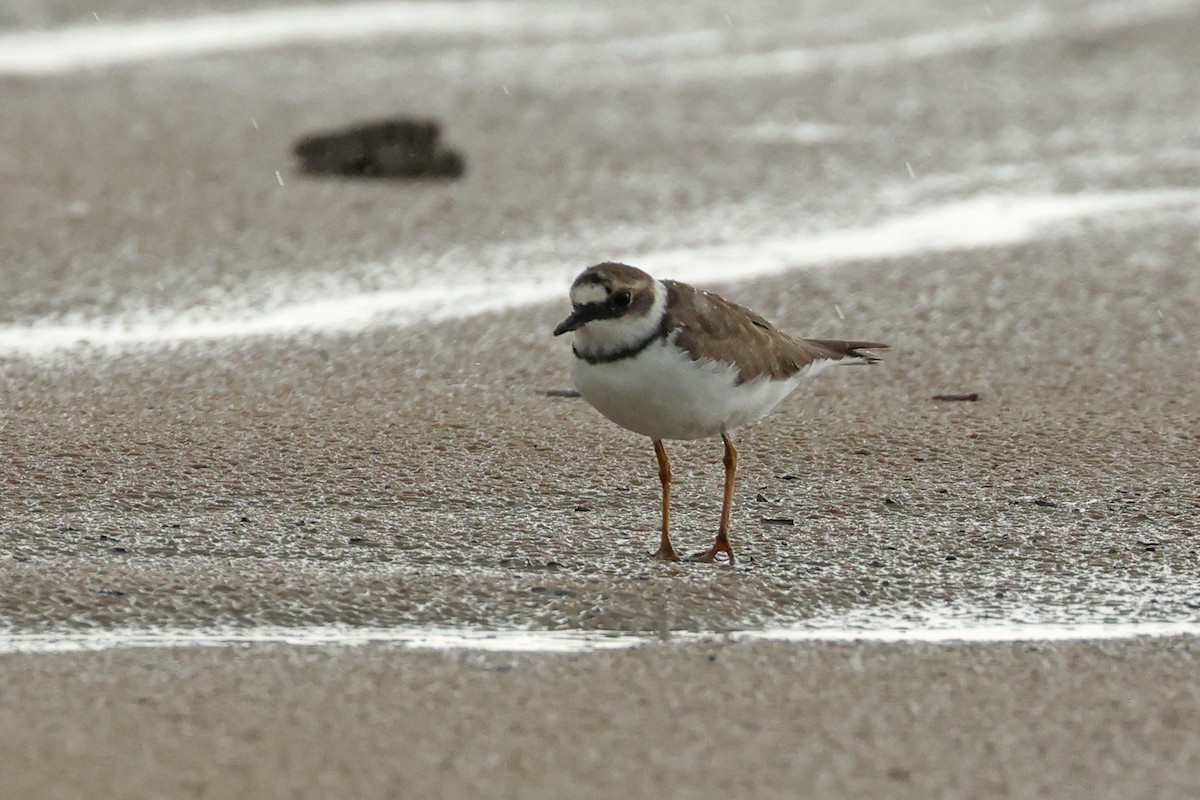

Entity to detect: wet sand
[5,638,1200,799]
[3,215,1199,798]
[2,229,1197,632]
[4,0,1200,796]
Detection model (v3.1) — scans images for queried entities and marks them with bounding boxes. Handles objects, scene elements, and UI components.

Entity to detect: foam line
[746,621,1200,645]
[3,0,1196,79]
[638,189,1200,285]
[1,189,1197,356]
[0,1,596,76]
[3,619,1199,654]
[0,626,646,654]
[603,0,1200,85]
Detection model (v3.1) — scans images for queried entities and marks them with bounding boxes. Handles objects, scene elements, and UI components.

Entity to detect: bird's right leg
[651,439,679,561]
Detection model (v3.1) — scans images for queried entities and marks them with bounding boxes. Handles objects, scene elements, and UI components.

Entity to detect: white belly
[571,340,804,441]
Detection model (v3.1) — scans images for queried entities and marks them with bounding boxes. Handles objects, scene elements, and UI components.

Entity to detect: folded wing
[664,280,887,383]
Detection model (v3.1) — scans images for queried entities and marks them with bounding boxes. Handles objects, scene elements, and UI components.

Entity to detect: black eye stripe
[573,298,629,325]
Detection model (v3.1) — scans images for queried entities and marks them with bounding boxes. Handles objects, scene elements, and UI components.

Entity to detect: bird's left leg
[694,432,737,565]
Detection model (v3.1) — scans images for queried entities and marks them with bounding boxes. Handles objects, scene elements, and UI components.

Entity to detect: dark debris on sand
[292,117,465,179]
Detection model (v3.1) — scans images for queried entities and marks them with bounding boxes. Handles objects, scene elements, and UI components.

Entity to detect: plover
[554,262,887,565]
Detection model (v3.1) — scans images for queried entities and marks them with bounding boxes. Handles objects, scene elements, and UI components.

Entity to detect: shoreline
[2,186,1199,356]
[6,617,1200,656]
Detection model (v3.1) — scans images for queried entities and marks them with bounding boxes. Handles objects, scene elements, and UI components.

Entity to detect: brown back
[663,280,886,383]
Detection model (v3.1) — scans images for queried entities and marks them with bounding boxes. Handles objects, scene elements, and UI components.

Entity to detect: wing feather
[663,281,887,383]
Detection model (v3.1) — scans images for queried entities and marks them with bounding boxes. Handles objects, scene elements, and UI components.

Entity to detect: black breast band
[572,315,671,365]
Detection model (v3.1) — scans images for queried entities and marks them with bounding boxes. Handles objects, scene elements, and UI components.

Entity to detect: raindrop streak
[275,170,284,186]
[905,161,916,179]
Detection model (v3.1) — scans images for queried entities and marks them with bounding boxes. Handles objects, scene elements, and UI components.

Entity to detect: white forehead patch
[570,283,610,306]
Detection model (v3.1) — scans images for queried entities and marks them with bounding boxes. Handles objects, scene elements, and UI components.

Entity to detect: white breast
[571,334,807,441]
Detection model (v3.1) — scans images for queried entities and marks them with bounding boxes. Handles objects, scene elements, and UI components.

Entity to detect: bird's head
[553,262,659,340]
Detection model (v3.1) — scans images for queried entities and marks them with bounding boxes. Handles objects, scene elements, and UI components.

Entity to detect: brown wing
[663,280,887,383]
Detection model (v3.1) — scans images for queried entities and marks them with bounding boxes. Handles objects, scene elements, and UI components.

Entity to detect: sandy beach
[5,638,1200,799]
[3,0,1200,796]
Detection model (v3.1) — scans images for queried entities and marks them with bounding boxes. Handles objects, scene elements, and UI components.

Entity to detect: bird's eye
[613,290,632,308]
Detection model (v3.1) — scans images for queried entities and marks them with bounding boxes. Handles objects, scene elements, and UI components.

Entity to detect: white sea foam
[0,626,644,655]
[0,281,564,355]
[1,189,1197,356]
[748,620,1200,645]
[2,0,1194,81]
[0,1,597,76]
[2,618,1198,655]
[638,189,1200,285]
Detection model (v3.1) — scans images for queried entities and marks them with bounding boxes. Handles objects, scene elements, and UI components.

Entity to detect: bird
[553,262,887,565]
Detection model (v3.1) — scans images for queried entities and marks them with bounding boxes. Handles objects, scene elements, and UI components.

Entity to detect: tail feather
[801,338,888,365]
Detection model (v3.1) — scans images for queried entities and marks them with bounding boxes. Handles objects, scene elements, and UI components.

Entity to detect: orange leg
[651,440,679,561]
[695,432,737,565]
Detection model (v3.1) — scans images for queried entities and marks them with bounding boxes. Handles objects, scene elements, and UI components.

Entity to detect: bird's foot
[687,540,735,566]
[651,544,681,562]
